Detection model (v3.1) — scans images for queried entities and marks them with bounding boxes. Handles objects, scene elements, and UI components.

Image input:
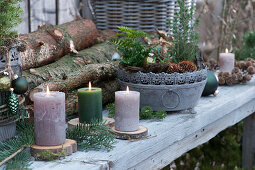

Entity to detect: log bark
[23,43,117,90]
[19,19,98,70]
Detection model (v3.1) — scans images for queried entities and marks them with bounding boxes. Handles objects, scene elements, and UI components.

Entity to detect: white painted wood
[58,0,80,25]
[30,0,56,32]
[16,0,29,34]
[242,112,255,169]
[29,78,255,170]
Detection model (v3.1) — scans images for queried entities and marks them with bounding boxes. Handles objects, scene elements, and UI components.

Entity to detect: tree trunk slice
[68,117,115,130]
[111,126,148,140]
[30,139,77,160]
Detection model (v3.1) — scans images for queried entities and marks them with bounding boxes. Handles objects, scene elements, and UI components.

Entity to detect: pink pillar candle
[219,49,235,73]
[34,89,66,146]
[115,89,140,132]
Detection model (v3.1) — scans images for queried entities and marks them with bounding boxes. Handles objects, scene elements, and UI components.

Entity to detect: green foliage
[106,103,115,118]
[0,121,34,169]
[109,26,152,67]
[66,119,116,151]
[174,122,243,170]
[168,0,199,63]
[140,106,154,119]
[35,150,66,161]
[0,0,23,45]
[106,103,167,120]
[154,110,167,119]
[5,150,32,170]
[235,31,255,60]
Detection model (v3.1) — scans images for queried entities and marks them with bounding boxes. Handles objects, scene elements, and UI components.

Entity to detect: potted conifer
[110,0,207,112]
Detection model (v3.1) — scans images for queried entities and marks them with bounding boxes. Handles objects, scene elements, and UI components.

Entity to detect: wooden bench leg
[242,112,255,169]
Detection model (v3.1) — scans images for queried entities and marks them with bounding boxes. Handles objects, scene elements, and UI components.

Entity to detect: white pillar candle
[219,48,235,73]
[34,86,66,146]
[115,87,140,132]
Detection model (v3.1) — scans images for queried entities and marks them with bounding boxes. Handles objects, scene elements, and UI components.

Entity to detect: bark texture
[19,19,98,70]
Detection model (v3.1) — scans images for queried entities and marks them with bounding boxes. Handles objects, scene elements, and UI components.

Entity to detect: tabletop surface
[29,78,255,170]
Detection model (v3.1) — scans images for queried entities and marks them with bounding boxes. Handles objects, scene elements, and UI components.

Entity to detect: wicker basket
[91,0,196,32]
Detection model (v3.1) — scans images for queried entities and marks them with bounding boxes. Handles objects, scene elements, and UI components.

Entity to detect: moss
[35,150,66,161]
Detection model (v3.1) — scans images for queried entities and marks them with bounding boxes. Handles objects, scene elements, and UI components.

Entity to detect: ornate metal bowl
[118,68,207,112]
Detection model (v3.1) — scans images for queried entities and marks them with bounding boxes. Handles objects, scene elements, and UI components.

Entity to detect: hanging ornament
[11,76,28,94]
[0,76,11,91]
[202,70,219,96]
[8,88,19,115]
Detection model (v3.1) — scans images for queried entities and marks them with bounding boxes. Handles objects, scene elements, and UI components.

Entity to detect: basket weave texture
[92,0,196,32]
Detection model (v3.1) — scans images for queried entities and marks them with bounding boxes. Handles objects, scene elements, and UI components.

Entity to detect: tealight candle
[34,86,66,146]
[219,48,235,73]
[78,82,102,123]
[115,87,140,132]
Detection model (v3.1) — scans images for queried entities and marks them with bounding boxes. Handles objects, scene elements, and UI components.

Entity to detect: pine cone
[232,67,240,74]
[225,77,233,86]
[247,66,255,74]
[177,61,197,73]
[218,76,225,85]
[0,46,8,56]
[222,72,230,78]
[246,61,252,68]
[166,63,178,74]
[237,72,243,81]
[17,43,26,52]
[239,61,246,70]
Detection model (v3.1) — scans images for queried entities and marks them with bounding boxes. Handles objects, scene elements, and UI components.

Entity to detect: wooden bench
[30,78,255,170]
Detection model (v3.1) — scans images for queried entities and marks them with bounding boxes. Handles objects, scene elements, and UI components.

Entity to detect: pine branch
[66,119,116,151]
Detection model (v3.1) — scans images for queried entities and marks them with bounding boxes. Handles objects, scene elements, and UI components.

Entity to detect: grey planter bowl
[118,68,207,112]
[0,119,17,142]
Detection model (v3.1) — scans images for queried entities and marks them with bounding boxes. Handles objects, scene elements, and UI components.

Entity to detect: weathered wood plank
[30,0,56,32]
[16,0,29,34]
[29,78,255,170]
[82,0,93,20]
[58,0,80,25]
[242,112,255,169]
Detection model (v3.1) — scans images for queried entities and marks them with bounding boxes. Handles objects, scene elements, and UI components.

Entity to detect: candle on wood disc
[78,82,102,123]
[115,86,140,132]
[219,48,235,73]
[34,86,66,146]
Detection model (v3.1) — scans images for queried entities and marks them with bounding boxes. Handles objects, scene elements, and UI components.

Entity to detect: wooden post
[242,112,255,169]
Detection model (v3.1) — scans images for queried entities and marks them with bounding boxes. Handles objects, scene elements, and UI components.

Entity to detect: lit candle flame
[46,86,50,96]
[126,86,129,93]
[225,48,229,53]
[89,81,92,91]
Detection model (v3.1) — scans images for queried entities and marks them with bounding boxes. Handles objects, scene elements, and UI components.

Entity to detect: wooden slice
[30,139,77,160]
[111,126,148,140]
[68,117,115,130]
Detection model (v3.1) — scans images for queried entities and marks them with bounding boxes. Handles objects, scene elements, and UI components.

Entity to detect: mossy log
[23,43,119,101]
[19,19,98,70]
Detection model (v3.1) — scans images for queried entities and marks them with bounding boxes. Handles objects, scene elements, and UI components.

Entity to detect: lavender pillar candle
[219,49,235,73]
[115,87,140,132]
[34,87,66,146]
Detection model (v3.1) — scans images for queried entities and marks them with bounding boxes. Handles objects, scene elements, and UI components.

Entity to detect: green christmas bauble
[11,77,28,94]
[202,70,219,96]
